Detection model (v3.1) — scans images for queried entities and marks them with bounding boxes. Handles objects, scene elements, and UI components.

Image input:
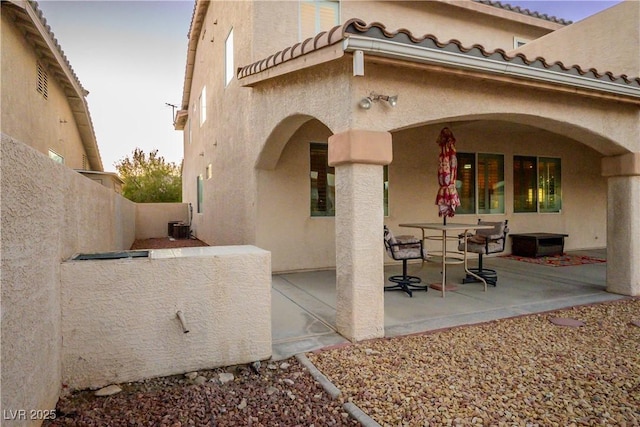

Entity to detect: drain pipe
[176,311,190,333]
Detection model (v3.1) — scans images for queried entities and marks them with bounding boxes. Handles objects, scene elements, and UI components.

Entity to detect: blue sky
[506,1,622,22]
[37,0,622,172]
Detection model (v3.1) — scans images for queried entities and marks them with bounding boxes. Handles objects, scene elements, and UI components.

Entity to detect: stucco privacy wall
[60,246,271,390]
[135,202,190,239]
[1,135,136,426]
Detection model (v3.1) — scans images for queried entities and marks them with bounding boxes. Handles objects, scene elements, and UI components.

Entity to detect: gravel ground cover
[47,299,639,426]
[46,358,358,426]
[308,298,640,426]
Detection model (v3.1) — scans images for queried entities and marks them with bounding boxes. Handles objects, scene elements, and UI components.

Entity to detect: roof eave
[239,44,345,87]
[344,36,640,103]
[179,0,209,112]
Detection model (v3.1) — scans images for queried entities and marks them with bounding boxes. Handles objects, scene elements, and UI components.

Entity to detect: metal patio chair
[383,225,429,297]
[458,219,509,287]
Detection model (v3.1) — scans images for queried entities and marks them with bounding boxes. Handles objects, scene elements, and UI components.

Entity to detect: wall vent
[37,62,48,100]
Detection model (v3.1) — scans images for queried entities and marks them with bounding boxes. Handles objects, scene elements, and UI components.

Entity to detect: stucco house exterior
[177,0,639,340]
[1,0,102,171]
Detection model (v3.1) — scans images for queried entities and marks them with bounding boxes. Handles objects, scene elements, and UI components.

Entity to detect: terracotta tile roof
[474,0,572,25]
[238,19,640,92]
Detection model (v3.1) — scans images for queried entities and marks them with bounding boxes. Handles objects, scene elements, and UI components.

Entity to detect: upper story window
[48,149,64,164]
[300,1,339,40]
[225,28,234,86]
[37,62,48,100]
[513,37,529,49]
[199,86,207,126]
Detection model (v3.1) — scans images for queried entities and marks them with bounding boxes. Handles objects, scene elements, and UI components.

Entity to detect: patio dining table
[399,222,495,297]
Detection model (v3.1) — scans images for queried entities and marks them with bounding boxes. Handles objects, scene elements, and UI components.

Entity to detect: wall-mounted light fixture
[359,92,398,110]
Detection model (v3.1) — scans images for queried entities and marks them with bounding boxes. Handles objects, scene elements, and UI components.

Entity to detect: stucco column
[602,153,640,296]
[328,129,392,342]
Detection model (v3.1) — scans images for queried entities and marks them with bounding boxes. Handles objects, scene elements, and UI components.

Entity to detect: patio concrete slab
[271,250,622,360]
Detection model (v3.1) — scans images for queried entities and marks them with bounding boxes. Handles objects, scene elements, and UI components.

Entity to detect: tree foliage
[115,148,182,203]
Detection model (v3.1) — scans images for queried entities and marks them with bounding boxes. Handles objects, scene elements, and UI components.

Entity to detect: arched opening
[255,116,336,272]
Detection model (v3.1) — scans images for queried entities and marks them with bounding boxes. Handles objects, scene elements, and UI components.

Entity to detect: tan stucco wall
[1,12,90,170]
[182,1,257,247]
[341,0,557,52]
[135,203,190,239]
[513,0,640,80]
[60,246,272,390]
[606,175,640,296]
[1,135,136,425]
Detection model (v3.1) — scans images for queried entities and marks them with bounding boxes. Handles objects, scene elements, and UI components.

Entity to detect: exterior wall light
[358,92,398,109]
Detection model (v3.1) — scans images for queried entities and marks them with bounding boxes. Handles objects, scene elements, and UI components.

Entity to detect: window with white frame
[225,28,234,86]
[199,86,207,126]
[48,149,64,164]
[456,153,504,214]
[300,0,339,41]
[514,156,561,213]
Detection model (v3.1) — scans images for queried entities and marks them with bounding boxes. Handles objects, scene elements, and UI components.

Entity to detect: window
[310,143,388,217]
[300,1,339,40]
[456,153,475,214]
[206,163,212,180]
[48,149,64,164]
[310,143,335,216]
[513,37,529,49]
[196,175,203,213]
[37,62,48,99]
[539,157,561,212]
[456,153,504,214]
[225,28,234,86]
[199,87,206,126]
[513,156,537,212]
[513,156,562,213]
[478,154,504,214]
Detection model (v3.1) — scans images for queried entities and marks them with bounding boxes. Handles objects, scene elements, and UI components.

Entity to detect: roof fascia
[20,1,88,98]
[344,35,640,103]
[239,44,345,87]
[180,0,209,112]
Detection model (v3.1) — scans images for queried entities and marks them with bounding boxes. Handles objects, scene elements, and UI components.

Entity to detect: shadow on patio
[272,249,622,360]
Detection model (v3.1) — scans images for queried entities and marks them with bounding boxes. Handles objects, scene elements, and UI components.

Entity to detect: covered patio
[271,249,623,360]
